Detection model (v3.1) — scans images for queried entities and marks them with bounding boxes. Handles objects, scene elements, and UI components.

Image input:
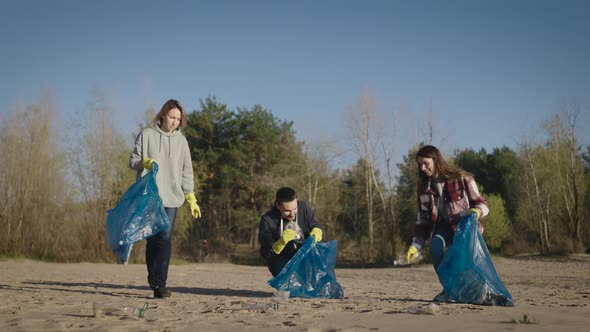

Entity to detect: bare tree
[66,91,135,260]
[419,98,453,153]
[0,92,69,257]
[521,143,552,254]
[427,97,434,144]
[298,139,342,206]
[545,100,585,251]
[347,88,383,261]
[561,102,584,250]
[379,105,402,259]
[294,138,344,240]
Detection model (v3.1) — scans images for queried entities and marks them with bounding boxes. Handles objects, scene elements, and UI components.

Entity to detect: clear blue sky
[1,0,589,166]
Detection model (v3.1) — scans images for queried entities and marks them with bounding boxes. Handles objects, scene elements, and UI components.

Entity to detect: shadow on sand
[11,281,272,298]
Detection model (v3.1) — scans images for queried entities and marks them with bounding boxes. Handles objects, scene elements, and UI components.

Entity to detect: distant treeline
[1,92,588,263]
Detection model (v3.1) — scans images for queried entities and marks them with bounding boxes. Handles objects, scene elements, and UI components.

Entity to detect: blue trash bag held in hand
[268,237,344,299]
[436,213,513,306]
[106,164,170,264]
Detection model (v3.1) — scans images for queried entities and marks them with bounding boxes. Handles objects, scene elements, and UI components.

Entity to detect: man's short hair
[275,187,297,205]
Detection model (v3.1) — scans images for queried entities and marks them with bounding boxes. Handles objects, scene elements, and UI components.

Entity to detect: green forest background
[1,91,588,265]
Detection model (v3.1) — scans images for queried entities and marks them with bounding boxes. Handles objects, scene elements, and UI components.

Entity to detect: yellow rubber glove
[469,208,481,219]
[272,229,298,254]
[142,158,157,170]
[310,227,323,242]
[406,245,420,263]
[185,193,202,219]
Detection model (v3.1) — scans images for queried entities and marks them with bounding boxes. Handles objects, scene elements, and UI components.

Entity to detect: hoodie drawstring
[155,124,176,157]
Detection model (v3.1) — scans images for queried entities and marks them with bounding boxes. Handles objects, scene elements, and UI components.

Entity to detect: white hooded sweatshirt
[129,125,194,208]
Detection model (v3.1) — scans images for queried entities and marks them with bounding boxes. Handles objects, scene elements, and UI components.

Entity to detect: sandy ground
[1,255,589,332]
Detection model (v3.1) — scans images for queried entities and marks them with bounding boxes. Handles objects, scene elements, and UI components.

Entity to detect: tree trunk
[525,147,551,254]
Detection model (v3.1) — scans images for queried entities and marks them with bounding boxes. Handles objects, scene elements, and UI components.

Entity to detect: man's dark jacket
[258,200,323,261]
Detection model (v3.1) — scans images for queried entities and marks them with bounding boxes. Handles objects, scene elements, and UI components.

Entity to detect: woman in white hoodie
[130,99,201,299]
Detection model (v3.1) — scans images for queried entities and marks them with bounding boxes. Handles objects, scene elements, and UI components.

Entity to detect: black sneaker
[154,287,172,299]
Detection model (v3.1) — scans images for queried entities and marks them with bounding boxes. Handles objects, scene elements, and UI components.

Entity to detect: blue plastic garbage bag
[436,213,513,306]
[106,164,170,264]
[268,237,344,299]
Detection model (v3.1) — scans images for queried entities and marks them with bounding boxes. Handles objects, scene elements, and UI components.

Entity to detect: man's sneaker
[154,287,172,299]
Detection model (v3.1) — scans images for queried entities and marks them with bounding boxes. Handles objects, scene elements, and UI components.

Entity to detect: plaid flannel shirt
[412,176,489,248]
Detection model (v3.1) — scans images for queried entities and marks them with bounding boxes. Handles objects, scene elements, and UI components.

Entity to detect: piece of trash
[394,252,422,266]
[93,301,148,319]
[271,290,290,304]
[405,303,441,315]
[240,302,279,312]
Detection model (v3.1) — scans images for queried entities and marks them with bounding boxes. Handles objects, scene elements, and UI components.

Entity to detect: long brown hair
[416,145,472,188]
[151,99,188,129]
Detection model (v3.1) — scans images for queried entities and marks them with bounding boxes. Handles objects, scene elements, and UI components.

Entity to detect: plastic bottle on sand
[406,303,441,315]
[240,302,279,311]
[93,301,148,319]
[271,290,290,304]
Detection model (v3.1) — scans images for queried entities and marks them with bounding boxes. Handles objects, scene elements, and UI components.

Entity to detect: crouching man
[258,187,324,276]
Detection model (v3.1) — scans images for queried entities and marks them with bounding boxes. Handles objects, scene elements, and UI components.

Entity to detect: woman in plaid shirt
[406,145,489,302]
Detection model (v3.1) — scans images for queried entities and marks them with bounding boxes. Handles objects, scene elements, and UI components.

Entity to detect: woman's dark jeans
[430,221,454,271]
[146,207,177,289]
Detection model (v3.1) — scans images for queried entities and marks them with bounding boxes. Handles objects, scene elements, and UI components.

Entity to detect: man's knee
[267,256,289,277]
[268,263,283,277]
